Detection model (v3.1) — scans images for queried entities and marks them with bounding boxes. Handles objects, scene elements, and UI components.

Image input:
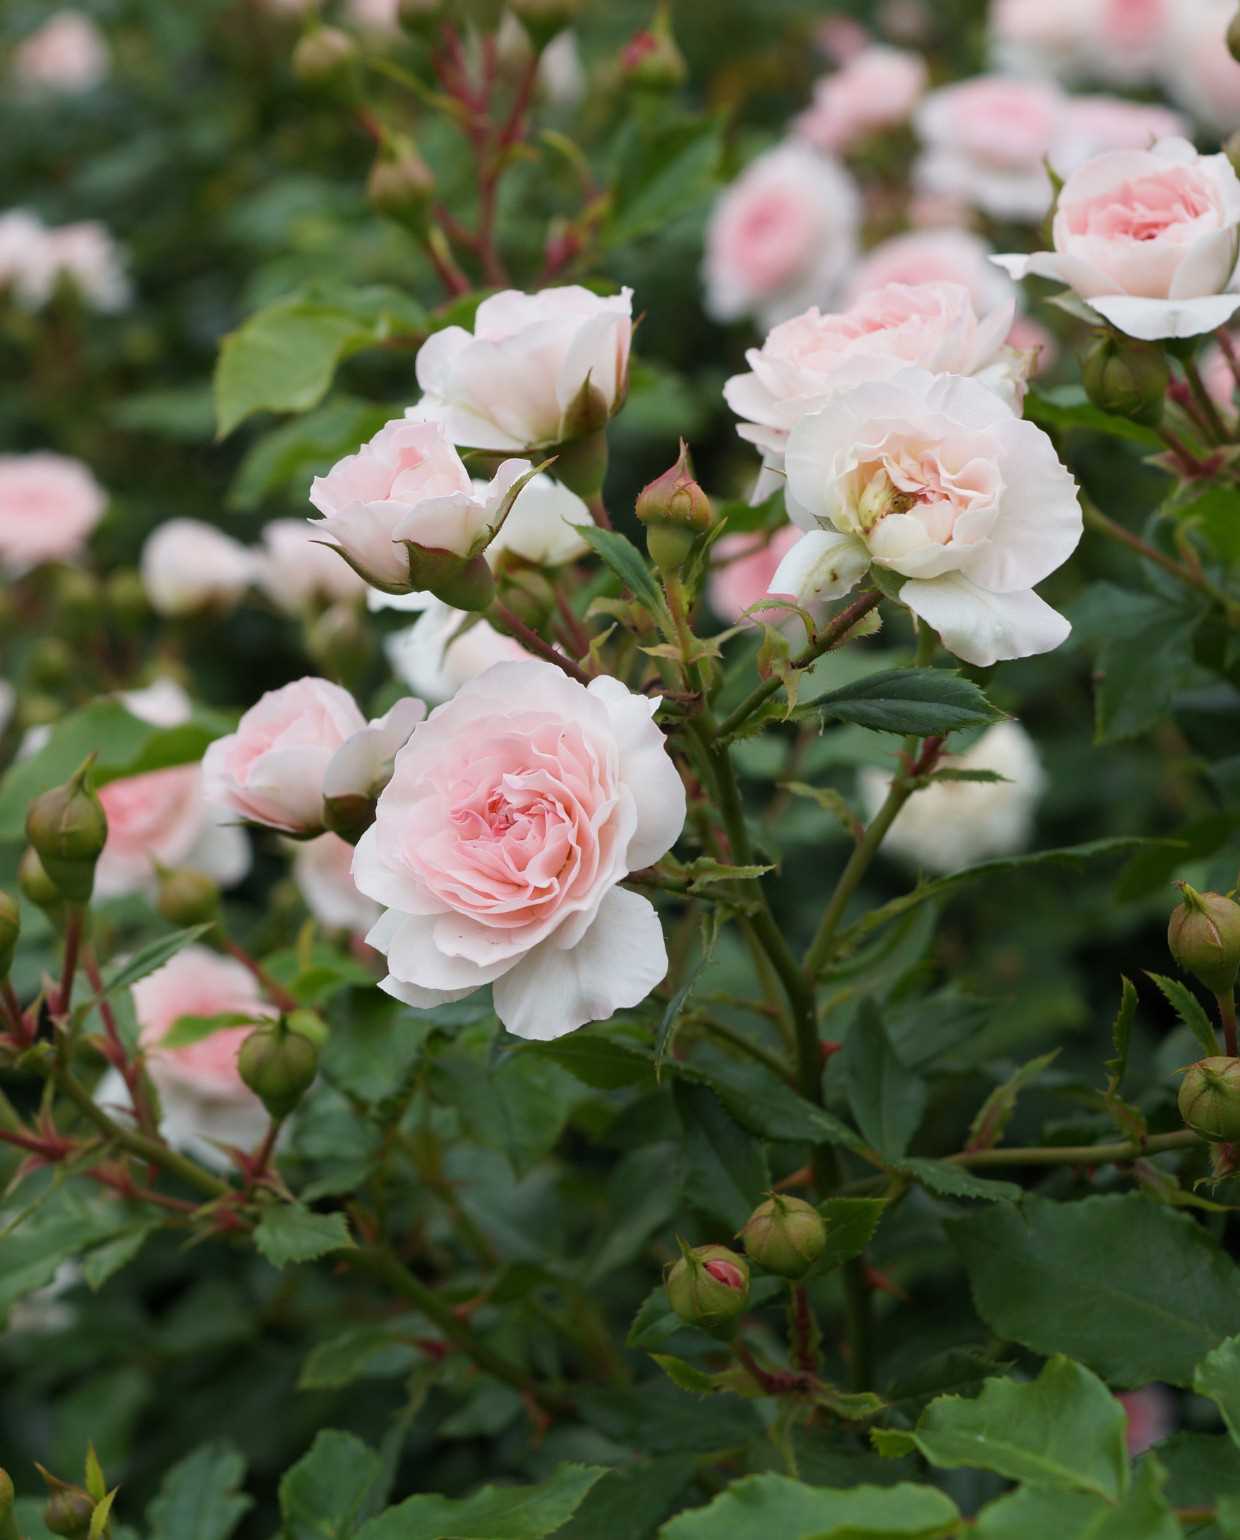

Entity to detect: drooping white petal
[900,573,1071,667]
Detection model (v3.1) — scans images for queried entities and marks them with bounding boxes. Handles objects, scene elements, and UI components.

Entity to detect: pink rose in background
[0,451,105,573]
[915,76,1063,220]
[293,833,382,935]
[1166,0,1240,136]
[0,210,50,305]
[1201,332,1240,411]
[13,11,108,93]
[309,419,530,592]
[259,519,367,614]
[1052,97,1187,179]
[703,142,861,329]
[814,16,869,63]
[0,211,128,312]
[997,138,1240,340]
[354,660,687,1038]
[203,676,367,835]
[411,285,633,451]
[848,229,1017,313]
[385,600,529,703]
[795,47,927,154]
[141,518,254,616]
[1096,0,1171,82]
[1006,314,1058,376]
[1116,1386,1175,1456]
[990,0,1168,84]
[709,527,801,623]
[347,0,400,32]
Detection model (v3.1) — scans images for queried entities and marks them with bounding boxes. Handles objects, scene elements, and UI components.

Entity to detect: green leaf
[89,926,214,1004]
[651,1354,717,1394]
[0,1193,134,1320]
[146,1442,252,1540]
[814,668,1001,737]
[519,1034,657,1091]
[674,1081,769,1231]
[1220,1494,1240,1539]
[896,1159,1022,1204]
[298,1326,418,1391]
[161,1011,266,1049]
[1106,977,1138,1091]
[353,1464,606,1540]
[607,114,723,247]
[1194,1335,1240,1449]
[546,1457,697,1540]
[254,1205,352,1268]
[967,1051,1059,1152]
[81,1221,160,1291]
[972,1458,1180,1540]
[1170,486,1240,569]
[279,1431,382,1540]
[656,910,720,1079]
[873,1356,1127,1499]
[841,1001,926,1160]
[576,525,667,618]
[1145,972,1220,1056]
[658,1474,960,1539]
[1025,384,1162,445]
[951,1194,1240,1387]
[815,1198,887,1271]
[229,396,393,511]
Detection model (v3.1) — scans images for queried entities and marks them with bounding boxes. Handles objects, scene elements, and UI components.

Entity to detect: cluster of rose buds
[1168,883,1240,1177]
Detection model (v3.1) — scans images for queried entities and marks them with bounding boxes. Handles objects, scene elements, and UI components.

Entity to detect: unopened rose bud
[238,1015,321,1119]
[1168,883,1240,997]
[460,0,506,29]
[19,846,64,921]
[665,1242,749,1327]
[1229,7,1240,66]
[29,637,74,690]
[306,601,376,687]
[0,892,20,980]
[739,1194,827,1278]
[636,440,713,573]
[156,866,220,928]
[1179,1057,1240,1142]
[292,25,358,90]
[39,1470,94,1540]
[105,567,148,631]
[368,139,436,236]
[26,757,108,904]
[1081,333,1168,427]
[510,0,578,48]
[0,1466,14,1525]
[621,3,687,90]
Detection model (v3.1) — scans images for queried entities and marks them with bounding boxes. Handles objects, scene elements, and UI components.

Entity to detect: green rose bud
[292,26,358,90]
[0,891,20,980]
[238,1014,322,1120]
[636,440,714,574]
[19,846,65,921]
[40,1478,94,1539]
[1081,332,1168,427]
[665,1242,749,1327]
[28,637,74,691]
[510,0,578,49]
[621,3,687,91]
[306,601,376,688]
[739,1193,827,1278]
[156,867,220,929]
[25,757,108,904]
[1168,883,1240,997]
[52,566,103,637]
[1179,1056,1240,1142]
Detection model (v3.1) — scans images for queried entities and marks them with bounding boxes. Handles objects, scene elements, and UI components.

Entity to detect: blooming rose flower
[95,679,250,899]
[990,0,1169,84]
[385,601,529,703]
[293,833,382,934]
[860,720,1045,873]
[308,419,531,594]
[708,527,802,624]
[1051,97,1187,179]
[1200,332,1240,411]
[914,76,1063,221]
[0,451,105,573]
[203,676,368,835]
[771,366,1082,667]
[703,142,861,330]
[259,519,367,613]
[353,660,686,1038]
[795,47,927,154]
[95,947,276,1167]
[0,211,128,312]
[487,472,592,566]
[847,229,1017,314]
[141,519,255,616]
[411,286,633,452]
[1116,1386,1175,1456]
[12,10,108,93]
[996,138,1240,340]
[1164,0,1240,136]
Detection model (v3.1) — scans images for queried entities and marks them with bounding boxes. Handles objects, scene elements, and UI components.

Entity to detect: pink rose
[308,419,531,594]
[353,660,687,1039]
[708,527,802,623]
[43,222,130,312]
[795,47,927,154]
[997,138,1240,340]
[0,452,105,573]
[1200,332,1240,411]
[1166,0,1240,136]
[814,17,870,63]
[293,833,382,934]
[347,0,400,31]
[989,0,1168,83]
[1095,0,1171,82]
[848,229,1016,314]
[259,519,367,613]
[411,285,633,452]
[0,210,51,306]
[914,76,1063,221]
[1052,97,1188,180]
[703,142,860,329]
[1116,1386,1175,1457]
[1006,315,1058,376]
[12,10,108,93]
[141,519,255,616]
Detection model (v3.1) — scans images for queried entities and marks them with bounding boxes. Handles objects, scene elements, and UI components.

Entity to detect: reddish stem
[56,908,83,1017]
[219,937,299,1013]
[83,947,158,1138]
[791,1284,817,1374]
[493,601,593,685]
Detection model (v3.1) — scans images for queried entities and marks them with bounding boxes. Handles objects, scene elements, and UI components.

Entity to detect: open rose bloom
[914,76,1061,221]
[795,46,927,154]
[772,367,1082,667]
[12,10,109,93]
[353,661,686,1039]
[141,518,254,616]
[997,139,1240,340]
[0,451,105,573]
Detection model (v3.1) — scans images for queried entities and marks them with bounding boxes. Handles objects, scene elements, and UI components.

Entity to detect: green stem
[1183,356,1228,444]
[689,1013,793,1081]
[949,1129,1201,1168]
[1217,993,1239,1058]
[1084,498,1240,625]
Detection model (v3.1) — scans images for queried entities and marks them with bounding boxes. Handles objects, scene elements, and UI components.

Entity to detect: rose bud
[0,1466,13,1524]
[739,1194,827,1278]
[0,891,20,979]
[510,0,578,49]
[636,440,714,574]
[622,3,687,90]
[292,25,358,90]
[237,1013,322,1120]
[19,846,65,921]
[1178,1057,1240,1142]
[26,757,108,904]
[52,565,103,637]
[38,1468,94,1540]
[29,636,74,690]
[368,138,436,237]
[665,1242,750,1327]
[155,866,220,929]
[1168,883,1240,997]
[1081,332,1168,427]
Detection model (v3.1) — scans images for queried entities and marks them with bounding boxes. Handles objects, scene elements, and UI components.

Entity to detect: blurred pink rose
[353,660,686,1038]
[1052,97,1187,179]
[796,48,927,154]
[385,599,529,703]
[1166,0,1240,135]
[293,832,382,934]
[348,0,400,31]
[703,142,860,329]
[848,228,1016,313]
[0,451,105,573]
[1006,314,1058,375]
[990,0,1168,84]
[1200,332,1240,410]
[259,518,367,613]
[1116,1385,1175,1456]
[915,75,1063,220]
[997,138,1240,340]
[141,518,254,616]
[814,17,869,63]
[0,211,128,312]
[709,527,801,623]
[13,10,108,93]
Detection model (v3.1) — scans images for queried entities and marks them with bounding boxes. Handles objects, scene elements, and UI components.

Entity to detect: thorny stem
[218,935,299,1013]
[82,946,157,1138]
[790,1284,817,1374]
[947,1128,1202,1168]
[492,601,592,685]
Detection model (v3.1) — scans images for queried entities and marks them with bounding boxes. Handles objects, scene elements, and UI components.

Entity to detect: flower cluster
[0,210,129,313]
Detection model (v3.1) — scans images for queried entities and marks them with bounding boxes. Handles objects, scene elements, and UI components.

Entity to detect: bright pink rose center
[704,1258,745,1289]
[1068,170,1217,244]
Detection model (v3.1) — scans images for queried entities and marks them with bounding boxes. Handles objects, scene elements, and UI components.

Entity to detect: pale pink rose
[1116,1386,1175,1456]
[1165,0,1240,135]
[0,210,51,305]
[43,222,130,312]
[411,285,633,452]
[815,16,870,63]
[703,142,861,330]
[0,452,105,573]
[1200,332,1240,411]
[990,0,1168,84]
[1095,0,1171,83]
[1052,97,1188,179]
[13,11,108,93]
[772,366,1082,667]
[309,419,530,593]
[353,660,687,1039]
[709,527,802,623]
[386,600,529,703]
[322,697,426,810]
[141,519,255,616]
[259,519,367,613]
[1006,314,1058,376]
[486,473,592,566]
[997,138,1240,340]
[293,833,382,934]
[914,76,1063,220]
[796,48,927,154]
[348,0,400,31]
[203,676,367,835]
[848,229,1017,314]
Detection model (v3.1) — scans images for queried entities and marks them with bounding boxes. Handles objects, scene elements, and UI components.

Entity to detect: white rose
[140,519,255,617]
